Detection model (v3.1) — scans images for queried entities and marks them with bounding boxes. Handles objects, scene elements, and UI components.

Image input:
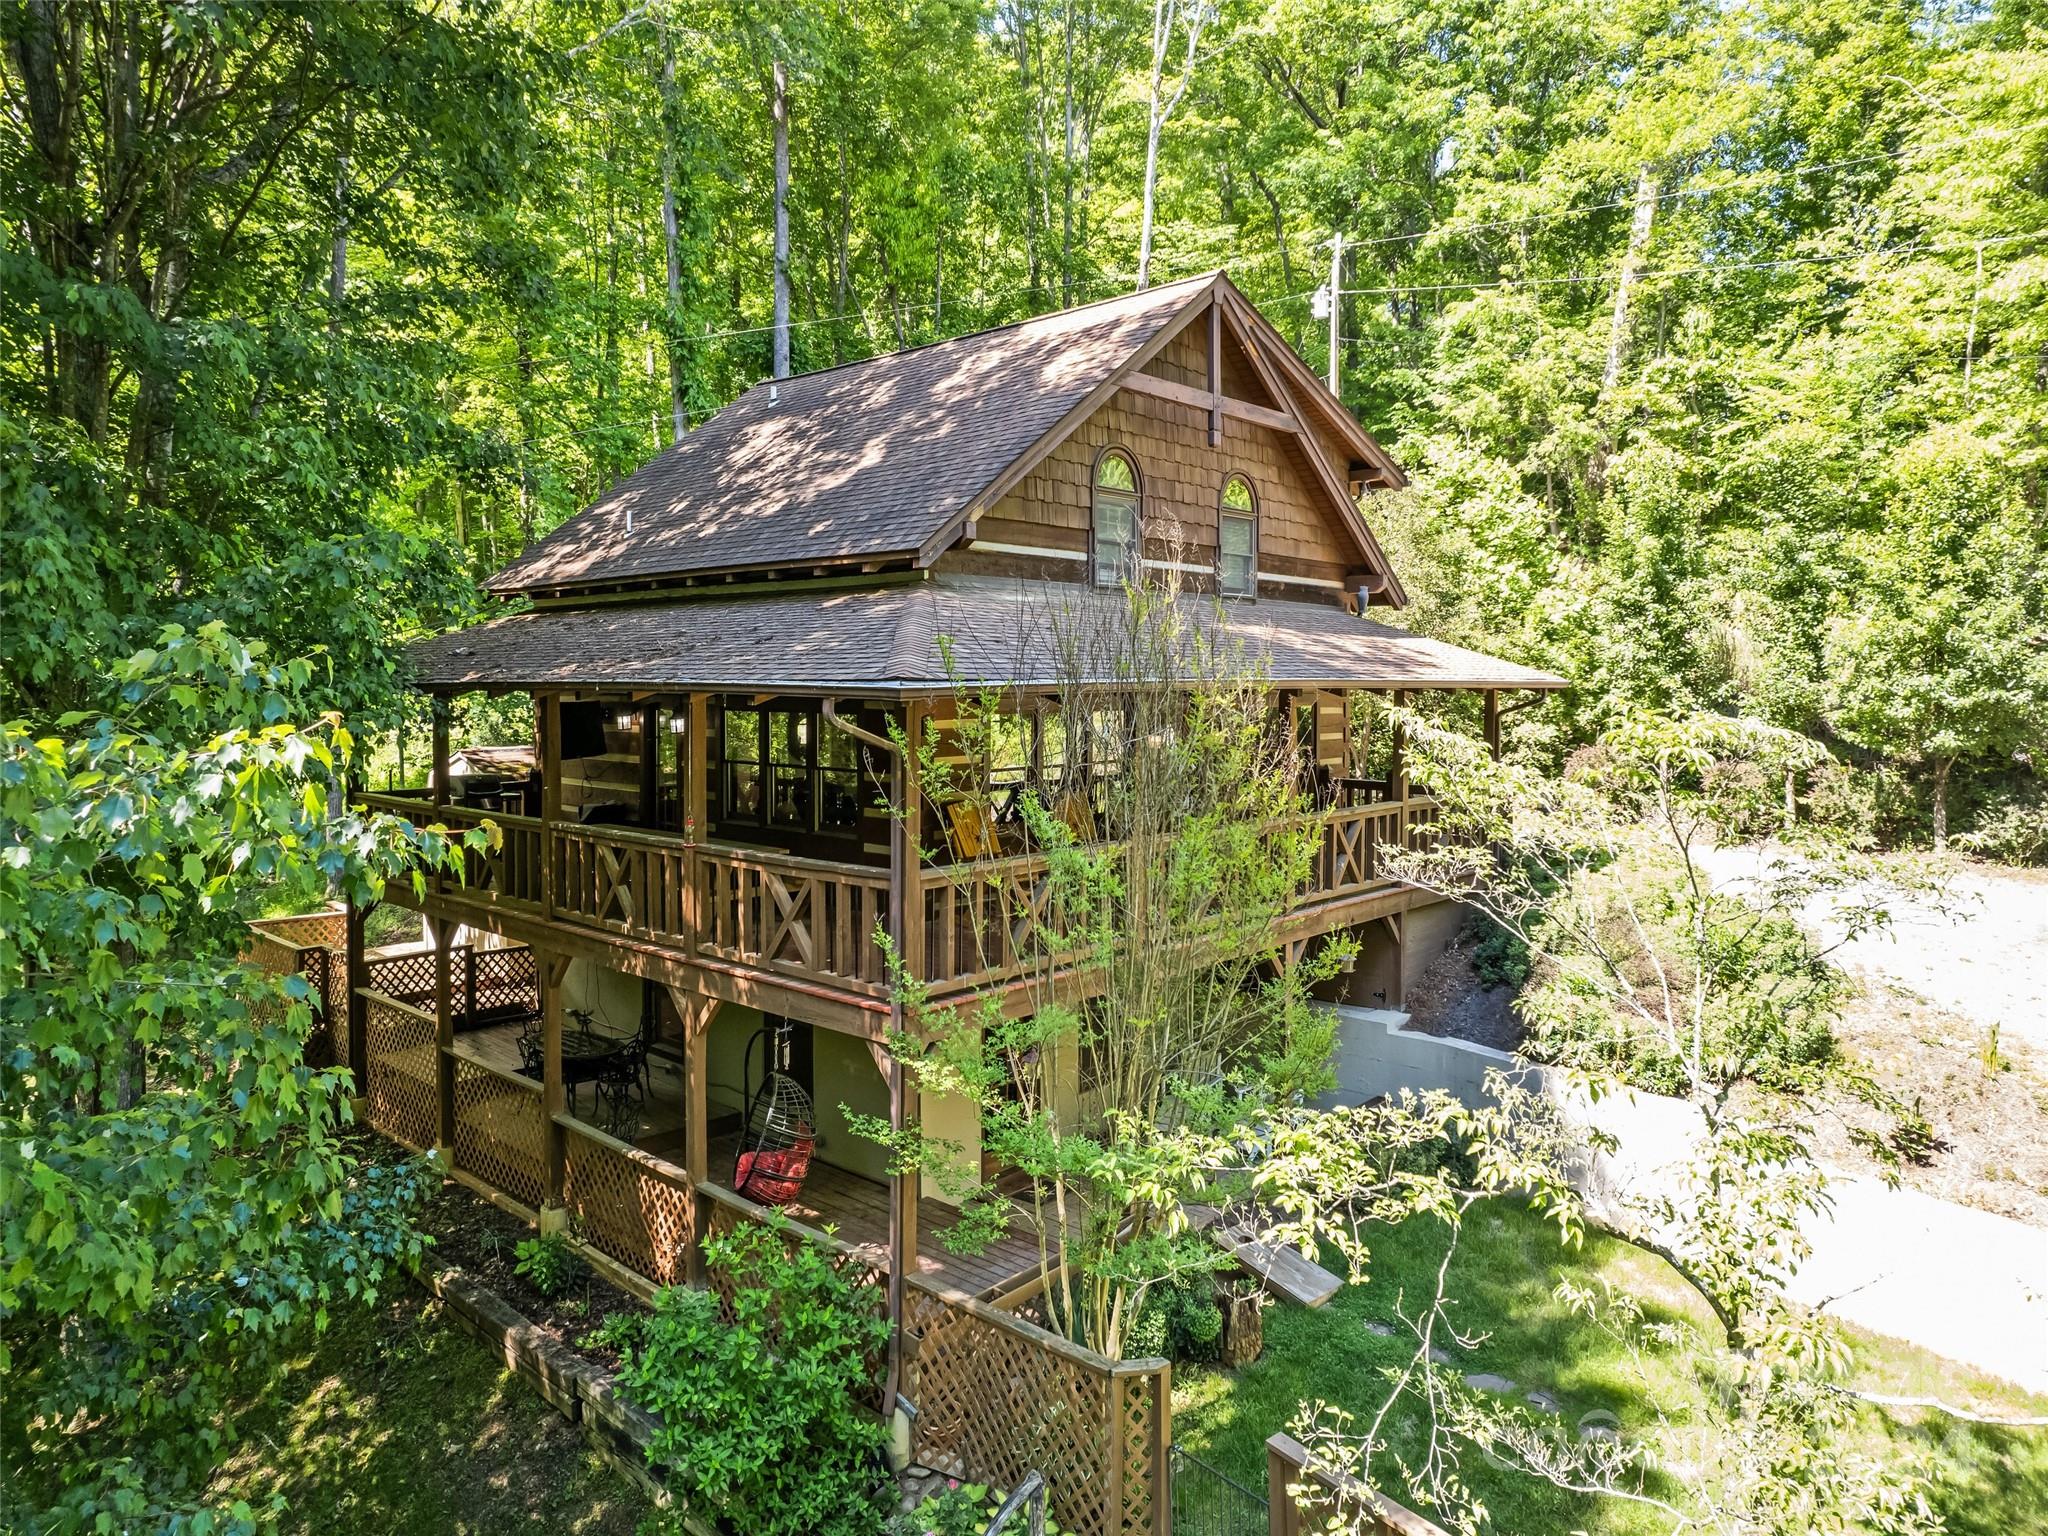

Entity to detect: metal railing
[1170,1445,1269,1536]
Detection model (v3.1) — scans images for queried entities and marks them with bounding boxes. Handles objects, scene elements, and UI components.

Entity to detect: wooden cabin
[333,272,1558,1526]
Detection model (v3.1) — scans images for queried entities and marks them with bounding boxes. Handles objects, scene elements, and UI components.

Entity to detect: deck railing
[914,799,1432,991]
[696,844,894,994]
[354,792,1434,1000]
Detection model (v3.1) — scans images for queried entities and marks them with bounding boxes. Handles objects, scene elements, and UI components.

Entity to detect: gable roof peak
[483,270,1389,600]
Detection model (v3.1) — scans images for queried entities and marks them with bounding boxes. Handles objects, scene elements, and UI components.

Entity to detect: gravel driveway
[1692,845,2048,1048]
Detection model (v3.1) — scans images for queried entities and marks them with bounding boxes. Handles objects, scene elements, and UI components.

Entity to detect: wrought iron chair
[595,1048,644,1138]
[515,1026,544,1082]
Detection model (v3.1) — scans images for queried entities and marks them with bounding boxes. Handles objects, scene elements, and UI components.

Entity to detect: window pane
[769,768,809,826]
[1223,475,1254,512]
[769,710,804,767]
[1096,452,1136,491]
[819,715,857,770]
[1219,513,1255,596]
[819,769,859,831]
[723,705,760,763]
[727,761,762,820]
[1094,496,1134,583]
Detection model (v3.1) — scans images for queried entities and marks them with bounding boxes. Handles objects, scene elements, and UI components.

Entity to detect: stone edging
[412,1263,712,1532]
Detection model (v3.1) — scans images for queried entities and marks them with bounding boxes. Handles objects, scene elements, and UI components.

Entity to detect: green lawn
[1173,1201,2048,1535]
[211,1286,656,1536]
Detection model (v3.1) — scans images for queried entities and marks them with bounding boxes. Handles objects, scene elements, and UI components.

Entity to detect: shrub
[1125,1270,1225,1364]
[1472,923,1531,991]
[885,1481,1068,1536]
[513,1231,585,1298]
[617,1213,893,1536]
[1954,786,2048,865]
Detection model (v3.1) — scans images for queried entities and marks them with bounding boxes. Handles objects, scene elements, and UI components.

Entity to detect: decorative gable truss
[926,275,1408,608]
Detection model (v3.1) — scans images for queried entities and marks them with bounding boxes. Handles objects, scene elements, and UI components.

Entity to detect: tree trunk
[771,57,791,380]
[1931,757,1952,852]
[1060,1,1076,303]
[1137,95,1164,290]
[660,37,688,441]
[1601,166,1658,397]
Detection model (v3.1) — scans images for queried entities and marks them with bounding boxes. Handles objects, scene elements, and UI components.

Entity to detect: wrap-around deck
[359,787,1443,1029]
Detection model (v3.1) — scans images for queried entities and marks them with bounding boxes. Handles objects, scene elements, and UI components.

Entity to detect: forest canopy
[3,0,2045,846]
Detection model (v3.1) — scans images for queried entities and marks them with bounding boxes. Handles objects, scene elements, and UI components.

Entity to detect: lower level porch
[437,1014,1049,1301]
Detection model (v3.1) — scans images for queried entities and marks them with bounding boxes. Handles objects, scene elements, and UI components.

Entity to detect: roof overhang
[409,575,1566,698]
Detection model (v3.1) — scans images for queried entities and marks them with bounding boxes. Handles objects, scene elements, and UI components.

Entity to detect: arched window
[1092,449,1140,586]
[1218,474,1257,597]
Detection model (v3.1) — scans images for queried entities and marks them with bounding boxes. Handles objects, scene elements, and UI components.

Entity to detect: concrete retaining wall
[1317,1004,1703,1228]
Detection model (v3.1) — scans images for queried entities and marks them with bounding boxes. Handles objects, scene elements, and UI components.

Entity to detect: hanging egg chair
[733,1021,815,1206]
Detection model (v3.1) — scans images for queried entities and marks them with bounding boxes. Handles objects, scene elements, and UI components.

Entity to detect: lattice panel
[461,945,538,1027]
[562,1126,693,1285]
[298,947,337,1068]
[366,949,437,1008]
[362,996,437,1151]
[903,1284,1118,1536]
[452,1057,547,1211]
[1116,1369,1166,1535]
[251,907,348,952]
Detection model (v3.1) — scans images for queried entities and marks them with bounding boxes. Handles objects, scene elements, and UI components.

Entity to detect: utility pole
[1326,230,1343,398]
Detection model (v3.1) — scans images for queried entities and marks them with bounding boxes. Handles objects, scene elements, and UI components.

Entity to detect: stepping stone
[1580,1423,1620,1444]
[1427,1346,1453,1365]
[1364,1321,1396,1337]
[1525,1390,1560,1413]
[1463,1372,1518,1395]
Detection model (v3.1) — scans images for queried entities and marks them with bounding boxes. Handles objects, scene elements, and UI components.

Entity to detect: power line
[1309,122,2041,260]
[1320,227,2048,301]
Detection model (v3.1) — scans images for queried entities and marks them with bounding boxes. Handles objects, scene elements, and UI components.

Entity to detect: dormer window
[1219,474,1257,597]
[1092,449,1141,586]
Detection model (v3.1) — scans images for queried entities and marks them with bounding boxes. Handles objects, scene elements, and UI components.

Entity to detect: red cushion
[736,1136,814,1205]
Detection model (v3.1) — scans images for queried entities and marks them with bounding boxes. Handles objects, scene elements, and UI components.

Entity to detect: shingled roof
[487,273,1228,598]
[413,575,1565,695]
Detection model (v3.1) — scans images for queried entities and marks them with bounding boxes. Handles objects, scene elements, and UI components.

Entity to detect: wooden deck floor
[451,1020,1050,1297]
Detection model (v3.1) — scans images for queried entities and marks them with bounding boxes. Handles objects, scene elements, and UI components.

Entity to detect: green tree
[1823,433,2048,848]
[0,625,465,1531]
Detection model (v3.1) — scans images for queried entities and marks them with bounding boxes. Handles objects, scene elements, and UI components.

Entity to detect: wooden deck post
[430,695,451,894]
[1389,689,1409,804]
[669,986,716,1282]
[538,694,561,926]
[881,697,931,1410]
[344,895,369,1095]
[1483,688,1501,761]
[539,948,571,1224]
[638,699,659,824]
[681,692,709,945]
[432,912,455,1158]
[1266,1434,1300,1536]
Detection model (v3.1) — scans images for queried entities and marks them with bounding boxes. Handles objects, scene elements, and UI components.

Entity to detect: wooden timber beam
[1116,368,1297,434]
[1207,298,1223,447]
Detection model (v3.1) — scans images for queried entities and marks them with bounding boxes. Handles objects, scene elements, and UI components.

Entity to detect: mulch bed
[1401,923,1526,1053]
[416,1179,648,1373]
